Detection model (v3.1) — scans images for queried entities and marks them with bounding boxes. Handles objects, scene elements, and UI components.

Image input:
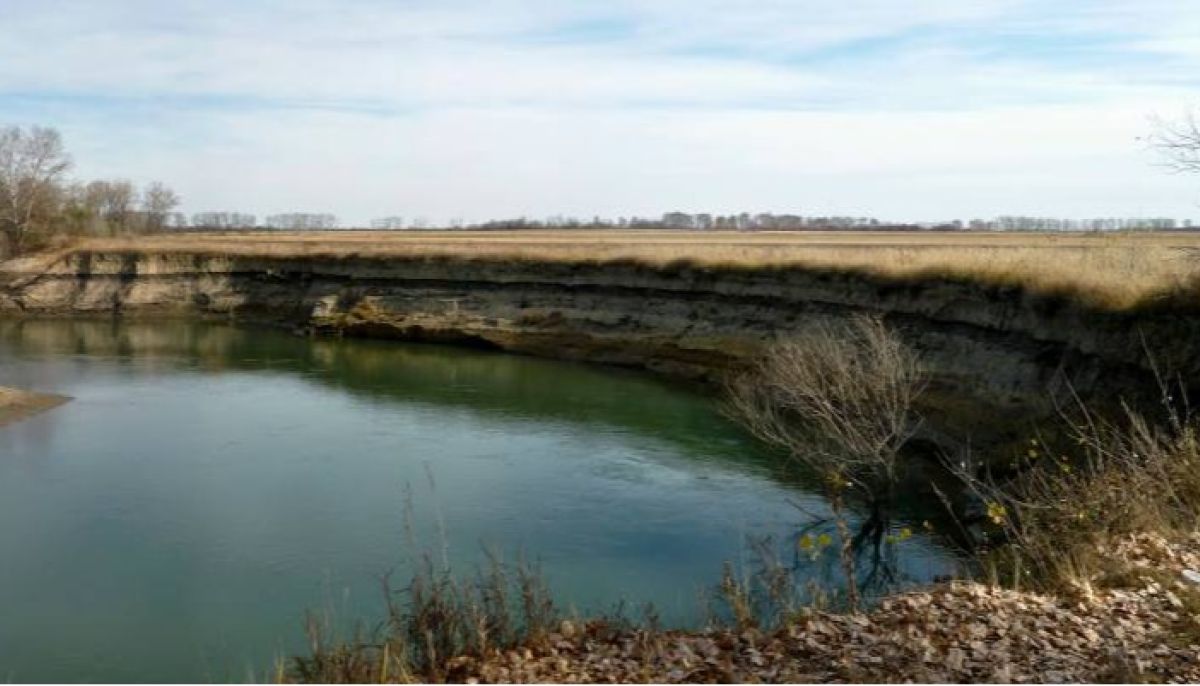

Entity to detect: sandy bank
[0,387,70,427]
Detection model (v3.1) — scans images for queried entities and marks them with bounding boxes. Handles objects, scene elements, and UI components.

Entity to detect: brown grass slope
[53,230,1200,312]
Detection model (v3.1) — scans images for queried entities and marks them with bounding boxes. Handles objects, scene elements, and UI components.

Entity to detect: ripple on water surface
[0,320,955,682]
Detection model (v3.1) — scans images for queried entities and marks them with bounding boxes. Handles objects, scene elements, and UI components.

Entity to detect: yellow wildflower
[986,501,1008,525]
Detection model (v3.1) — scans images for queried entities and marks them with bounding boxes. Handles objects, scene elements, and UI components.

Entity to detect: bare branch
[727,315,926,492]
[1149,109,1200,174]
[0,125,72,256]
[725,315,926,608]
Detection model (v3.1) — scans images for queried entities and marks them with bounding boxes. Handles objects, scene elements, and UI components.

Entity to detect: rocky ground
[448,533,1200,683]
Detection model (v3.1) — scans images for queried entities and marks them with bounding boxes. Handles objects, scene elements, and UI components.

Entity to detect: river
[0,320,954,682]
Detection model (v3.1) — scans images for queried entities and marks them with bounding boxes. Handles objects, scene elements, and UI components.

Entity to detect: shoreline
[0,386,70,427]
[3,241,1192,454]
[289,532,1200,683]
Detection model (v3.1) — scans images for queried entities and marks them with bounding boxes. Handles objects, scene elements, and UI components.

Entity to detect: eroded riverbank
[2,246,1197,452]
[4,246,1200,681]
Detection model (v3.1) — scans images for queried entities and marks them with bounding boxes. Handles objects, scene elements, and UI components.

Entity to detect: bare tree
[726,316,926,608]
[0,125,72,256]
[56,182,96,235]
[90,180,137,233]
[1150,109,1200,174]
[140,182,181,232]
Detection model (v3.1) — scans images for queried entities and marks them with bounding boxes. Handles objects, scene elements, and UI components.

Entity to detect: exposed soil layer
[2,249,1197,448]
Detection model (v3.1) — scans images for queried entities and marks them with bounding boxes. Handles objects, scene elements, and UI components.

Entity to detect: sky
[2,0,1200,226]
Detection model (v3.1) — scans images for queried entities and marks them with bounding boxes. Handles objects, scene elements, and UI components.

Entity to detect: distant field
[69,230,1200,310]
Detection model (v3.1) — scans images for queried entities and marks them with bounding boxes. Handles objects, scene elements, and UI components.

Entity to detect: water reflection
[0,320,956,682]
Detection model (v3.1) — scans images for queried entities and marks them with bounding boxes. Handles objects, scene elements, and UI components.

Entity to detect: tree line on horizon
[463,213,1189,232]
[0,125,182,256]
[132,211,1199,233]
[4,121,1199,258]
[0,124,344,256]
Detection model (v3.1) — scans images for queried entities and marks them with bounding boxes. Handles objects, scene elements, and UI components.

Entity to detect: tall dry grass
[51,229,1200,310]
[287,553,560,684]
[727,322,1200,597]
[949,382,1200,592]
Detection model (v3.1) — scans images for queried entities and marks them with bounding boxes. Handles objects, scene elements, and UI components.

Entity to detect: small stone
[946,647,965,671]
[1182,569,1200,586]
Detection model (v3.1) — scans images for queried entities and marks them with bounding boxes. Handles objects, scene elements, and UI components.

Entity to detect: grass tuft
[286,553,561,684]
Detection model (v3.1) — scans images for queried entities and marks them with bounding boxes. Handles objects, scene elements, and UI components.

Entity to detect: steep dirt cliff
[2,249,1194,447]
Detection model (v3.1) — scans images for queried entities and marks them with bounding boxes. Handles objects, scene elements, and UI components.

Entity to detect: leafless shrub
[726,315,926,607]
[727,316,925,493]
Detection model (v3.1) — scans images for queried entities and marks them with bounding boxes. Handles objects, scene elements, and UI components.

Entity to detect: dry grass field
[68,229,1200,310]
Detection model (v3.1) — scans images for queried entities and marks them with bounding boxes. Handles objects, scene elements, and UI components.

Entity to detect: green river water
[0,320,955,682]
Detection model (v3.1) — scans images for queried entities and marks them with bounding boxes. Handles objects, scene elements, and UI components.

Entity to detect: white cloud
[1,0,1199,223]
